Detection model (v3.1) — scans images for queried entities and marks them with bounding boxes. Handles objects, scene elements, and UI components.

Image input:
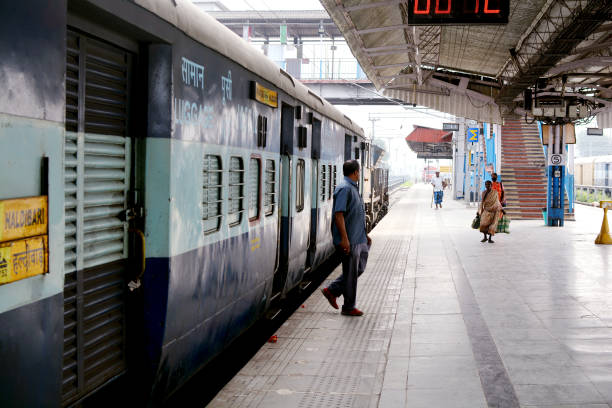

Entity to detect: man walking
[321,160,371,316]
[432,171,444,209]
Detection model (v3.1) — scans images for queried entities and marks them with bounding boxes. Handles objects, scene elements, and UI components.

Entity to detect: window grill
[249,158,261,220]
[257,115,267,147]
[264,159,276,215]
[296,159,305,212]
[228,156,245,226]
[203,155,223,233]
[333,165,337,191]
[320,163,327,202]
[328,164,333,199]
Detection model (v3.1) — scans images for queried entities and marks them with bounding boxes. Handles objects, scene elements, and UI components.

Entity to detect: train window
[296,159,305,212]
[333,165,337,191]
[203,155,223,233]
[328,164,332,200]
[228,156,245,227]
[249,158,261,221]
[257,115,268,148]
[264,159,276,215]
[320,163,327,202]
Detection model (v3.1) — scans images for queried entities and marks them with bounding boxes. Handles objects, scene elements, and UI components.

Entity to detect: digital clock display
[407,0,509,25]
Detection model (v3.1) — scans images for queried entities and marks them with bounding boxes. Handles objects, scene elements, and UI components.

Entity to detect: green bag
[471,214,480,229]
[496,215,510,233]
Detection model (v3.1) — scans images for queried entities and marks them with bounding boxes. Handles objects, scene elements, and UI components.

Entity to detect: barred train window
[264,159,276,215]
[228,156,245,227]
[328,164,332,200]
[203,155,223,233]
[320,163,327,202]
[249,158,261,220]
[333,165,337,191]
[296,159,305,212]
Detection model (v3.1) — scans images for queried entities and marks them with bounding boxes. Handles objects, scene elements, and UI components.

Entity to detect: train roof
[135,0,365,137]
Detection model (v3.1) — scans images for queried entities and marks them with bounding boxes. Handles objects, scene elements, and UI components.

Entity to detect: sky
[217,0,323,10]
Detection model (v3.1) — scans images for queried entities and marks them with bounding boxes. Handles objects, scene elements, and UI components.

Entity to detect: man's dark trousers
[328,242,369,311]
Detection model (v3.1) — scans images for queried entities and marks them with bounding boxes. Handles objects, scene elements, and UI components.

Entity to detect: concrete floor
[209,184,612,408]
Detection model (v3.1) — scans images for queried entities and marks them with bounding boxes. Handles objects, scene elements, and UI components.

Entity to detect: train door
[62,30,141,406]
[307,119,322,267]
[273,103,295,298]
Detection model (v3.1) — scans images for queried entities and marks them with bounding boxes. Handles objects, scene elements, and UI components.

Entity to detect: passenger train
[0,0,389,406]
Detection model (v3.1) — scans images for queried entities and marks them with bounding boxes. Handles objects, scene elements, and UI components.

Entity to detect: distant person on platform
[321,160,371,317]
[431,171,446,209]
[479,180,502,243]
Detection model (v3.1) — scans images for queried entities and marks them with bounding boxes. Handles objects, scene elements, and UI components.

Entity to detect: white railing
[273,58,368,80]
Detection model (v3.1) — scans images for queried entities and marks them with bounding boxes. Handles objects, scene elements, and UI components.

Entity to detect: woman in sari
[479,180,502,243]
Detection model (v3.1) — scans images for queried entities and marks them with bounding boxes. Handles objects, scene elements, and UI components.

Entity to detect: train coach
[0,0,388,406]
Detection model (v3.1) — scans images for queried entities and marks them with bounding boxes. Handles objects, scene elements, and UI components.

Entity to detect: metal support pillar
[546,124,565,227]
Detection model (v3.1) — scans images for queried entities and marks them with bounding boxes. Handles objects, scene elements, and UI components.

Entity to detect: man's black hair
[343,160,360,176]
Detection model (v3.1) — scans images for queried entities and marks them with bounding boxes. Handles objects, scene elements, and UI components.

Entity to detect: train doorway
[273,103,295,298]
[62,29,142,406]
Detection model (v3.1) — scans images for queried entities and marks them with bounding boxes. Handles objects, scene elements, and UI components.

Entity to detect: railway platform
[209,184,612,408]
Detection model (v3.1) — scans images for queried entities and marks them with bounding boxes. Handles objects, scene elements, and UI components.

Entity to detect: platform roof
[320,1,612,126]
[405,125,453,159]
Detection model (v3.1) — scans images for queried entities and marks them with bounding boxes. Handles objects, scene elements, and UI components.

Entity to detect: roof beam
[364,44,415,53]
[344,0,405,12]
[356,24,409,35]
[547,56,612,76]
[372,62,413,69]
[496,0,612,105]
[573,40,612,55]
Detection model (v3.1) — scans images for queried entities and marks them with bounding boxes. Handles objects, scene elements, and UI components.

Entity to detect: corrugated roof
[405,126,452,143]
[320,0,612,126]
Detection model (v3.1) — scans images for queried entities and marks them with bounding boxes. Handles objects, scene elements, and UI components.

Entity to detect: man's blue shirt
[331,176,367,246]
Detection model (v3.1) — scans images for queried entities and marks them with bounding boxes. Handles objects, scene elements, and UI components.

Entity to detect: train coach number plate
[0,235,48,285]
[0,196,48,243]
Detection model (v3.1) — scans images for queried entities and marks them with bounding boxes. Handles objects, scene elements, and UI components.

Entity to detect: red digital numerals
[413,0,500,15]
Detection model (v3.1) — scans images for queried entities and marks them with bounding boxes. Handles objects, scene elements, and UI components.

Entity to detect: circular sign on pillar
[548,153,566,166]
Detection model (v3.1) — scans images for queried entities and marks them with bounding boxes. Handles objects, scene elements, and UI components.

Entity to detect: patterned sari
[479,189,502,235]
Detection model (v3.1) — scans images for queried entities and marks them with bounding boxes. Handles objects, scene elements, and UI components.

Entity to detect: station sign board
[0,196,47,242]
[0,235,48,284]
[251,82,278,108]
[587,128,604,136]
[407,0,509,25]
[443,123,459,131]
[467,127,479,143]
[0,196,49,285]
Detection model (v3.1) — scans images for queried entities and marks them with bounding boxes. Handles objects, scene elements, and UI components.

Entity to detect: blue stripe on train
[0,293,63,407]
[142,222,276,398]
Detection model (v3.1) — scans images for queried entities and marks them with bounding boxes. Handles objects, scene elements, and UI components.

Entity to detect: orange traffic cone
[595,208,612,245]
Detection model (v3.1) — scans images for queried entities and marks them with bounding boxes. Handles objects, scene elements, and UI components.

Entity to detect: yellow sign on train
[0,196,48,243]
[0,235,48,285]
[252,82,278,108]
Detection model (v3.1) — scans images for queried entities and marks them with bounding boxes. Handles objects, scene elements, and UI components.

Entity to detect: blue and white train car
[0,0,382,406]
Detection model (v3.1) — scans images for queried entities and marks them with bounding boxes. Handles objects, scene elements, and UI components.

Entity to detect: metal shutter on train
[63,30,132,406]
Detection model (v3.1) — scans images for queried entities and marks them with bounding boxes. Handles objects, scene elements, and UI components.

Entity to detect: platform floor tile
[209,185,612,408]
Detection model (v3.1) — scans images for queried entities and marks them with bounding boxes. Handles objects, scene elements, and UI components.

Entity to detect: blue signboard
[467,127,479,143]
